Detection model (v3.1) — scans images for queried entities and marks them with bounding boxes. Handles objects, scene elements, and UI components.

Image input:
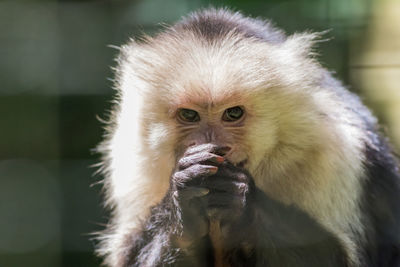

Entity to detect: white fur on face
[98,22,367,266]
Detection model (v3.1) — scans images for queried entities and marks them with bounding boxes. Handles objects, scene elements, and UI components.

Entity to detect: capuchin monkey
[96,8,400,267]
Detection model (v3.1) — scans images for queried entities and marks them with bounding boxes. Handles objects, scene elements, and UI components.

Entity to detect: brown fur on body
[96,8,400,267]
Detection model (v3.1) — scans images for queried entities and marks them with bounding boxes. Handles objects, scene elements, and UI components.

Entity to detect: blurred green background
[1,0,399,266]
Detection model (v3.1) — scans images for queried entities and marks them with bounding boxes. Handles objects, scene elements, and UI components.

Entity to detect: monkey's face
[160,87,280,173]
[172,104,250,167]
[126,33,324,177]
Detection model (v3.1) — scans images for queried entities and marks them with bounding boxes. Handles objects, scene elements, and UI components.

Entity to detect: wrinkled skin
[170,144,253,247]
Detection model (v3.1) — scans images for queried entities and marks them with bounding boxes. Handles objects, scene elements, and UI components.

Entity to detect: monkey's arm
[122,192,212,267]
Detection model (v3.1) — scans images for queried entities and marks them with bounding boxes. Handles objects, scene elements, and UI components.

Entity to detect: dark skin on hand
[171,144,253,250]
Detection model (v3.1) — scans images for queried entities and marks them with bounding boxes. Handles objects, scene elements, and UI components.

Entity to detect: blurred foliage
[1,0,399,266]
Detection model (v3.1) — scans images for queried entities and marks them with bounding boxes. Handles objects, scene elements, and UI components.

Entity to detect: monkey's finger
[184,143,219,156]
[204,193,246,215]
[216,165,252,183]
[184,143,231,157]
[202,180,249,196]
[176,186,210,200]
[206,193,245,207]
[178,152,224,170]
[173,164,218,185]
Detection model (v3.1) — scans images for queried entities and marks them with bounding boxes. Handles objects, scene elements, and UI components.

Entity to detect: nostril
[218,146,232,156]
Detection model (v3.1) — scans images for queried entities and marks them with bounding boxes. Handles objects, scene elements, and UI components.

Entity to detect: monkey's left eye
[222,106,244,122]
[177,108,200,123]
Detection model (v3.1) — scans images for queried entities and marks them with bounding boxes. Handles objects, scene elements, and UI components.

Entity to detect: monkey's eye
[222,106,244,122]
[177,108,200,123]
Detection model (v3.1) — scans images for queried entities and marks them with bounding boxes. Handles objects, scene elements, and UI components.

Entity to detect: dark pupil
[181,109,198,121]
[227,107,243,120]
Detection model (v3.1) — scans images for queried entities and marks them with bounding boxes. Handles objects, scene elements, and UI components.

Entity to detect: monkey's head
[109,9,337,186]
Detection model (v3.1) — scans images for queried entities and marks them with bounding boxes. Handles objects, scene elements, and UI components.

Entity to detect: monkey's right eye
[177,108,200,123]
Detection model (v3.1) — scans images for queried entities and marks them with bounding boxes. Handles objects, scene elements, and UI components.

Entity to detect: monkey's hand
[168,144,231,247]
[203,162,254,226]
[200,161,256,260]
[170,144,255,249]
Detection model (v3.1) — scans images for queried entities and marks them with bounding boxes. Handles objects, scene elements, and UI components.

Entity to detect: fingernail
[211,156,224,163]
[209,166,218,174]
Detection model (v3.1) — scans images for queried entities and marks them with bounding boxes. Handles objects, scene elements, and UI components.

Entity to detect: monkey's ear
[283,31,328,58]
